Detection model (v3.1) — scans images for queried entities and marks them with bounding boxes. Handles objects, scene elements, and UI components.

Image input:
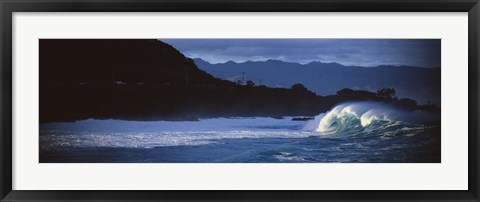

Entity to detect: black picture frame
[1,0,479,201]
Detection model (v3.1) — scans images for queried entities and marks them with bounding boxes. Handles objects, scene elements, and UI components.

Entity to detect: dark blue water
[39,102,441,163]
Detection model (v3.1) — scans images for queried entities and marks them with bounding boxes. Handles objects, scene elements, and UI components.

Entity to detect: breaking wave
[304,102,440,136]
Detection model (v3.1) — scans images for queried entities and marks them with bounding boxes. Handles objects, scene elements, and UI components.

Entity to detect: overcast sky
[162,39,440,68]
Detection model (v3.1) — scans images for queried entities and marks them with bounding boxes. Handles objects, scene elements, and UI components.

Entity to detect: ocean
[40,102,440,163]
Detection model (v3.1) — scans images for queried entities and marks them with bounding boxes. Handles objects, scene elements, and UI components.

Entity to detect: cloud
[162,39,440,68]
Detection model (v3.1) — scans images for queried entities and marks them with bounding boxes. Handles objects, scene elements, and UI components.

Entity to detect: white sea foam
[40,117,315,150]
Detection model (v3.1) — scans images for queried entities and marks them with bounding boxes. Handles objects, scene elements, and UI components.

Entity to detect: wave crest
[304,102,439,135]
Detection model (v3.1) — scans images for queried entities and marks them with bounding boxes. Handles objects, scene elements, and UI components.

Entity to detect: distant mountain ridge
[193,58,441,105]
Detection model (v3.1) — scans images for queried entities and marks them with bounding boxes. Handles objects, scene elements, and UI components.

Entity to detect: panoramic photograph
[39,39,441,163]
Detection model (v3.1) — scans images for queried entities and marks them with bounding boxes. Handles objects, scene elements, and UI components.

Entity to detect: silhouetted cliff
[41,39,232,86]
